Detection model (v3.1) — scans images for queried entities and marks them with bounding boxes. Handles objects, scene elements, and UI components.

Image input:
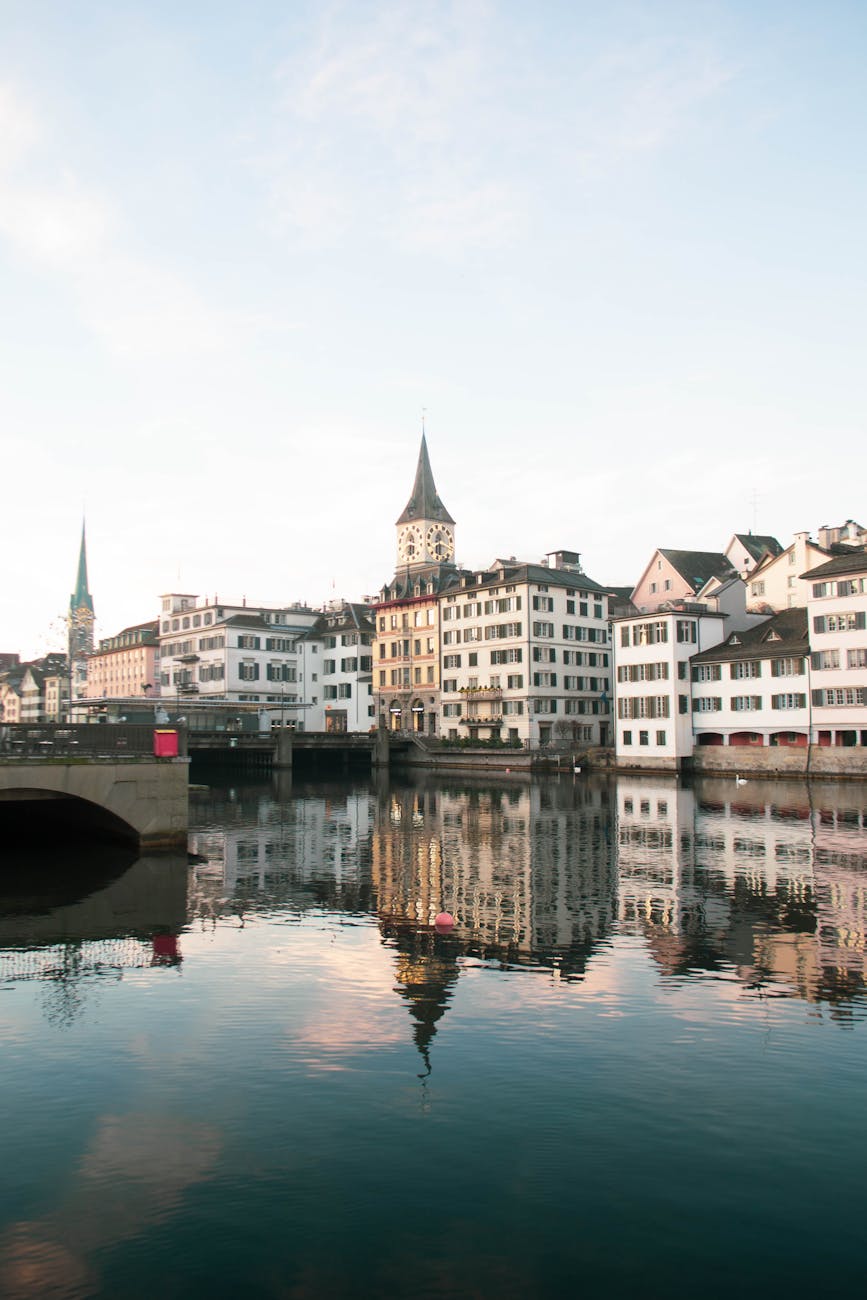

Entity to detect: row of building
[2,438,865,760]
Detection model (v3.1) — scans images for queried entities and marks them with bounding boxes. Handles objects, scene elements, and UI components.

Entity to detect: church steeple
[70,522,94,616]
[396,434,455,527]
[395,435,456,571]
[68,521,95,684]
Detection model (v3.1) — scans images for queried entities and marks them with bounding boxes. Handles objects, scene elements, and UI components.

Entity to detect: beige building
[86,620,160,700]
[747,531,829,612]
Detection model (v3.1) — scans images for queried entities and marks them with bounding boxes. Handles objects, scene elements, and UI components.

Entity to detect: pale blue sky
[1,1,865,656]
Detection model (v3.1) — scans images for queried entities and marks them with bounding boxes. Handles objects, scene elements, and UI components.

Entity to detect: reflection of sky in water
[1,773,867,1297]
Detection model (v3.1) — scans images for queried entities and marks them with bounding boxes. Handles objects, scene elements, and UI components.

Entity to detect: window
[502,700,524,715]
[771,693,807,710]
[238,635,260,649]
[633,621,668,645]
[533,621,555,638]
[239,662,259,681]
[442,702,462,717]
[751,581,765,597]
[443,654,462,669]
[679,695,689,714]
[468,652,478,666]
[533,698,557,713]
[442,679,458,693]
[622,731,632,746]
[566,599,575,614]
[533,646,556,663]
[676,620,696,643]
[692,664,721,682]
[731,661,761,679]
[639,731,649,745]
[771,656,805,676]
[732,695,762,711]
[812,687,866,707]
[847,648,867,669]
[507,674,523,689]
[693,697,722,712]
[656,730,666,745]
[533,672,557,687]
[814,612,866,633]
[490,648,522,664]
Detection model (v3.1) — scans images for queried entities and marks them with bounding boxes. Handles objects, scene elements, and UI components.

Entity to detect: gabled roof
[731,533,783,563]
[801,550,867,580]
[396,435,455,526]
[658,549,738,590]
[691,608,808,664]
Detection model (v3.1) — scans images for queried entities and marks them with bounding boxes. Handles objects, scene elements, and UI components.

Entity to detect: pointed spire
[396,434,455,526]
[70,521,94,614]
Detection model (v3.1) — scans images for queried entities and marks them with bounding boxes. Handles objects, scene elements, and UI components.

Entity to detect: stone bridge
[0,725,189,850]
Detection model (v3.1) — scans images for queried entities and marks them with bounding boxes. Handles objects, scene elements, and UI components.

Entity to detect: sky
[1,0,865,658]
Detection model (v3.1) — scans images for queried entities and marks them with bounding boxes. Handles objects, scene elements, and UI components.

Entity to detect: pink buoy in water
[435,912,455,931]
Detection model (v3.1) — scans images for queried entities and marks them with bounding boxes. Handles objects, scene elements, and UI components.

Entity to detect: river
[1,770,866,1298]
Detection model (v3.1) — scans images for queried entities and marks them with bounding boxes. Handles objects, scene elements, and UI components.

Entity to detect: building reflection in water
[615,775,867,1017]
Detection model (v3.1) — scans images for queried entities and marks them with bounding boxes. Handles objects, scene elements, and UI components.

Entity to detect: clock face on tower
[398,525,423,562]
[426,525,454,561]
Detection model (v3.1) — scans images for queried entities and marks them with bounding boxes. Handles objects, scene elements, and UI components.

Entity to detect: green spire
[70,521,94,614]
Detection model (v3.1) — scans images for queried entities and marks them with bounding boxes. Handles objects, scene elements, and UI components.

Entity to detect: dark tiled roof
[801,549,867,580]
[691,608,808,664]
[396,435,455,525]
[733,533,783,562]
[659,550,738,590]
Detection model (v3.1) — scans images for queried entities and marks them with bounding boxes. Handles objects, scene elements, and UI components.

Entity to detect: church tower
[394,435,456,573]
[68,522,95,700]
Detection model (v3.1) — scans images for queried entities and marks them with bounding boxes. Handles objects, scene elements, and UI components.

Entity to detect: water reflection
[616,775,867,1016]
[183,772,867,1022]
[0,849,188,1027]
[3,773,867,1034]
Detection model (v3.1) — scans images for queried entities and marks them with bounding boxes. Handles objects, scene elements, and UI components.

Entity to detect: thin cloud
[0,80,233,359]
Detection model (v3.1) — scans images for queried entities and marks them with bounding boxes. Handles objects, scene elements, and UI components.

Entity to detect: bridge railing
[0,723,183,759]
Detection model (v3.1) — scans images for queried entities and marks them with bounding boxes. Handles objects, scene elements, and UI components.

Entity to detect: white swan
[735,774,748,786]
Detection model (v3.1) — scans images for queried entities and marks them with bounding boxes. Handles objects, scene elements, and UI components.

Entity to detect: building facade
[86,621,160,700]
[438,552,611,747]
[158,593,319,723]
[303,601,376,732]
[689,609,811,750]
[805,550,867,748]
[613,606,728,769]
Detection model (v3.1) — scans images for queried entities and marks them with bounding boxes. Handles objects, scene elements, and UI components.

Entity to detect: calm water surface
[2,771,867,1299]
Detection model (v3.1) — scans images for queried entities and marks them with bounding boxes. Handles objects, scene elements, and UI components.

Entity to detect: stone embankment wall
[692,746,867,780]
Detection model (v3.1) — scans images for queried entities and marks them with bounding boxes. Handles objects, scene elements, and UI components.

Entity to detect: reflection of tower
[68,521,95,702]
[388,926,461,1077]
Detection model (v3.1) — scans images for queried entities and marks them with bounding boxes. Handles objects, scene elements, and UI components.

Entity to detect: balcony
[459,686,503,699]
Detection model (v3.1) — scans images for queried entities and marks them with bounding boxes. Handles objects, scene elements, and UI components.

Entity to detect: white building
[804,550,867,749]
[689,609,810,752]
[439,551,611,747]
[613,605,728,770]
[303,601,376,733]
[158,593,319,724]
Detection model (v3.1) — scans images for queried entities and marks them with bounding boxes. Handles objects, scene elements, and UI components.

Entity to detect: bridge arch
[0,760,188,850]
